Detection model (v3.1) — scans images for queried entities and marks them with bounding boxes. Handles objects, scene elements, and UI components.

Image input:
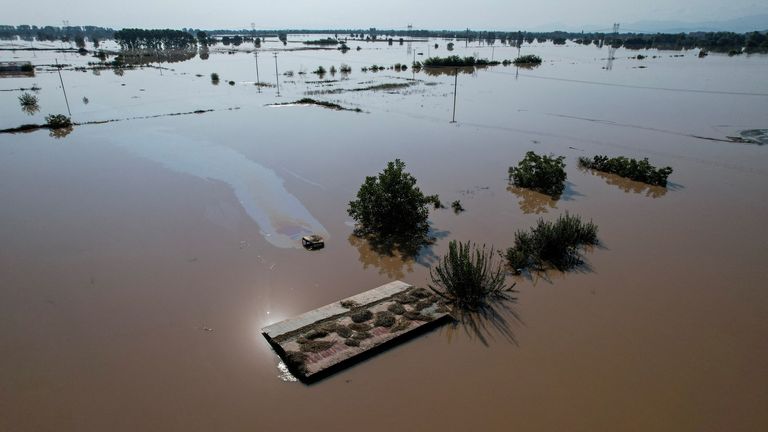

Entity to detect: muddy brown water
[1,37,767,431]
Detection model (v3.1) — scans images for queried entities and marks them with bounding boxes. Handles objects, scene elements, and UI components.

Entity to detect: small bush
[20,63,34,72]
[350,308,373,323]
[345,338,360,347]
[451,200,464,213]
[513,54,542,65]
[339,64,352,73]
[373,311,396,327]
[210,72,219,83]
[578,155,673,187]
[429,240,510,310]
[509,151,566,197]
[387,303,406,314]
[18,92,38,107]
[45,114,72,129]
[228,80,235,86]
[505,212,598,272]
[313,66,326,75]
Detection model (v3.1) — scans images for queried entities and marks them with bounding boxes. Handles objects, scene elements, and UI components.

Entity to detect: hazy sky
[6,0,767,30]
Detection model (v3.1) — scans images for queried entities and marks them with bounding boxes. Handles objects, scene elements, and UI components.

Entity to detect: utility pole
[450,68,458,123]
[55,58,72,117]
[254,51,261,92]
[273,53,280,97]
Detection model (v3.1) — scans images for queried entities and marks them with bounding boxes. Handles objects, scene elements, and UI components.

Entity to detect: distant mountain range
[533,14,768,34]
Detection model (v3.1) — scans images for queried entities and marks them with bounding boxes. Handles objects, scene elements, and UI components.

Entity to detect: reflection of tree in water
[422,66,479,77]
[49,126,73,139]
[507,185,557,214]
[20,103,39,116]
[348,233,415,279]
[440,292,521,346]
[347,227,446,278]
[589,169,667,198]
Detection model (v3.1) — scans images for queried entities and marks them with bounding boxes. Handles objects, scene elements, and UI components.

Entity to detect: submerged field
[1,35,767,431]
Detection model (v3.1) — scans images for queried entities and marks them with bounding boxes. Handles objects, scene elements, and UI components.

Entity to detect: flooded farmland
[1,35,768,431]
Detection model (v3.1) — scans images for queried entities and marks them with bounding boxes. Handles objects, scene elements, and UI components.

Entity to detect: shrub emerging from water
[348,159,436,244]
[313,66,326,75]
[505,212,598,273]
[45,114,72,129]
[210,72,219,83]
[18,92,39,115]
[423,55,499,67]
[512,54,542,65]
[509,151,567,197]
[429,240,511,310]
[578,155,673,187]
[451,200,464,213]
[18,92,38,108]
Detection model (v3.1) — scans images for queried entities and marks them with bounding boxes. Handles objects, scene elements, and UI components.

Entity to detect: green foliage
[509,151,567,197]
[348,159,434,243]
[423,55,499,67]
[512,54,542,65]
[45,114,72,128]
[429,241,510,310]
[451,200,464,213]
[313,66,326,75]
[18,92,38,108]
[304,38,339,45]
[578,155,673,187]
[114,28,197,50]
[20,63,34,72]
[505,212,598,273]
[210,72,219,83]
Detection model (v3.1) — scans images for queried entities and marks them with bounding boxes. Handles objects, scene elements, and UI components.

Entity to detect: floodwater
[1,35,767,431]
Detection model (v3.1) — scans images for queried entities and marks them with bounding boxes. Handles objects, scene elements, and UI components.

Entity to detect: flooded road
[1,36,767,431]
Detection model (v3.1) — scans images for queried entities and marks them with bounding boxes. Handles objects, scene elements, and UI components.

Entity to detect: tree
[348,159,438,251]
[508,151,566,197]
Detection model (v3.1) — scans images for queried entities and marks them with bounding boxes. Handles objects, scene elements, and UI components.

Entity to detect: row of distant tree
[1,25,766,53]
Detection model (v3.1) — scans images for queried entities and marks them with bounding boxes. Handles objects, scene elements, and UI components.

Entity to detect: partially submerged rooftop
[262,280,452,381]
